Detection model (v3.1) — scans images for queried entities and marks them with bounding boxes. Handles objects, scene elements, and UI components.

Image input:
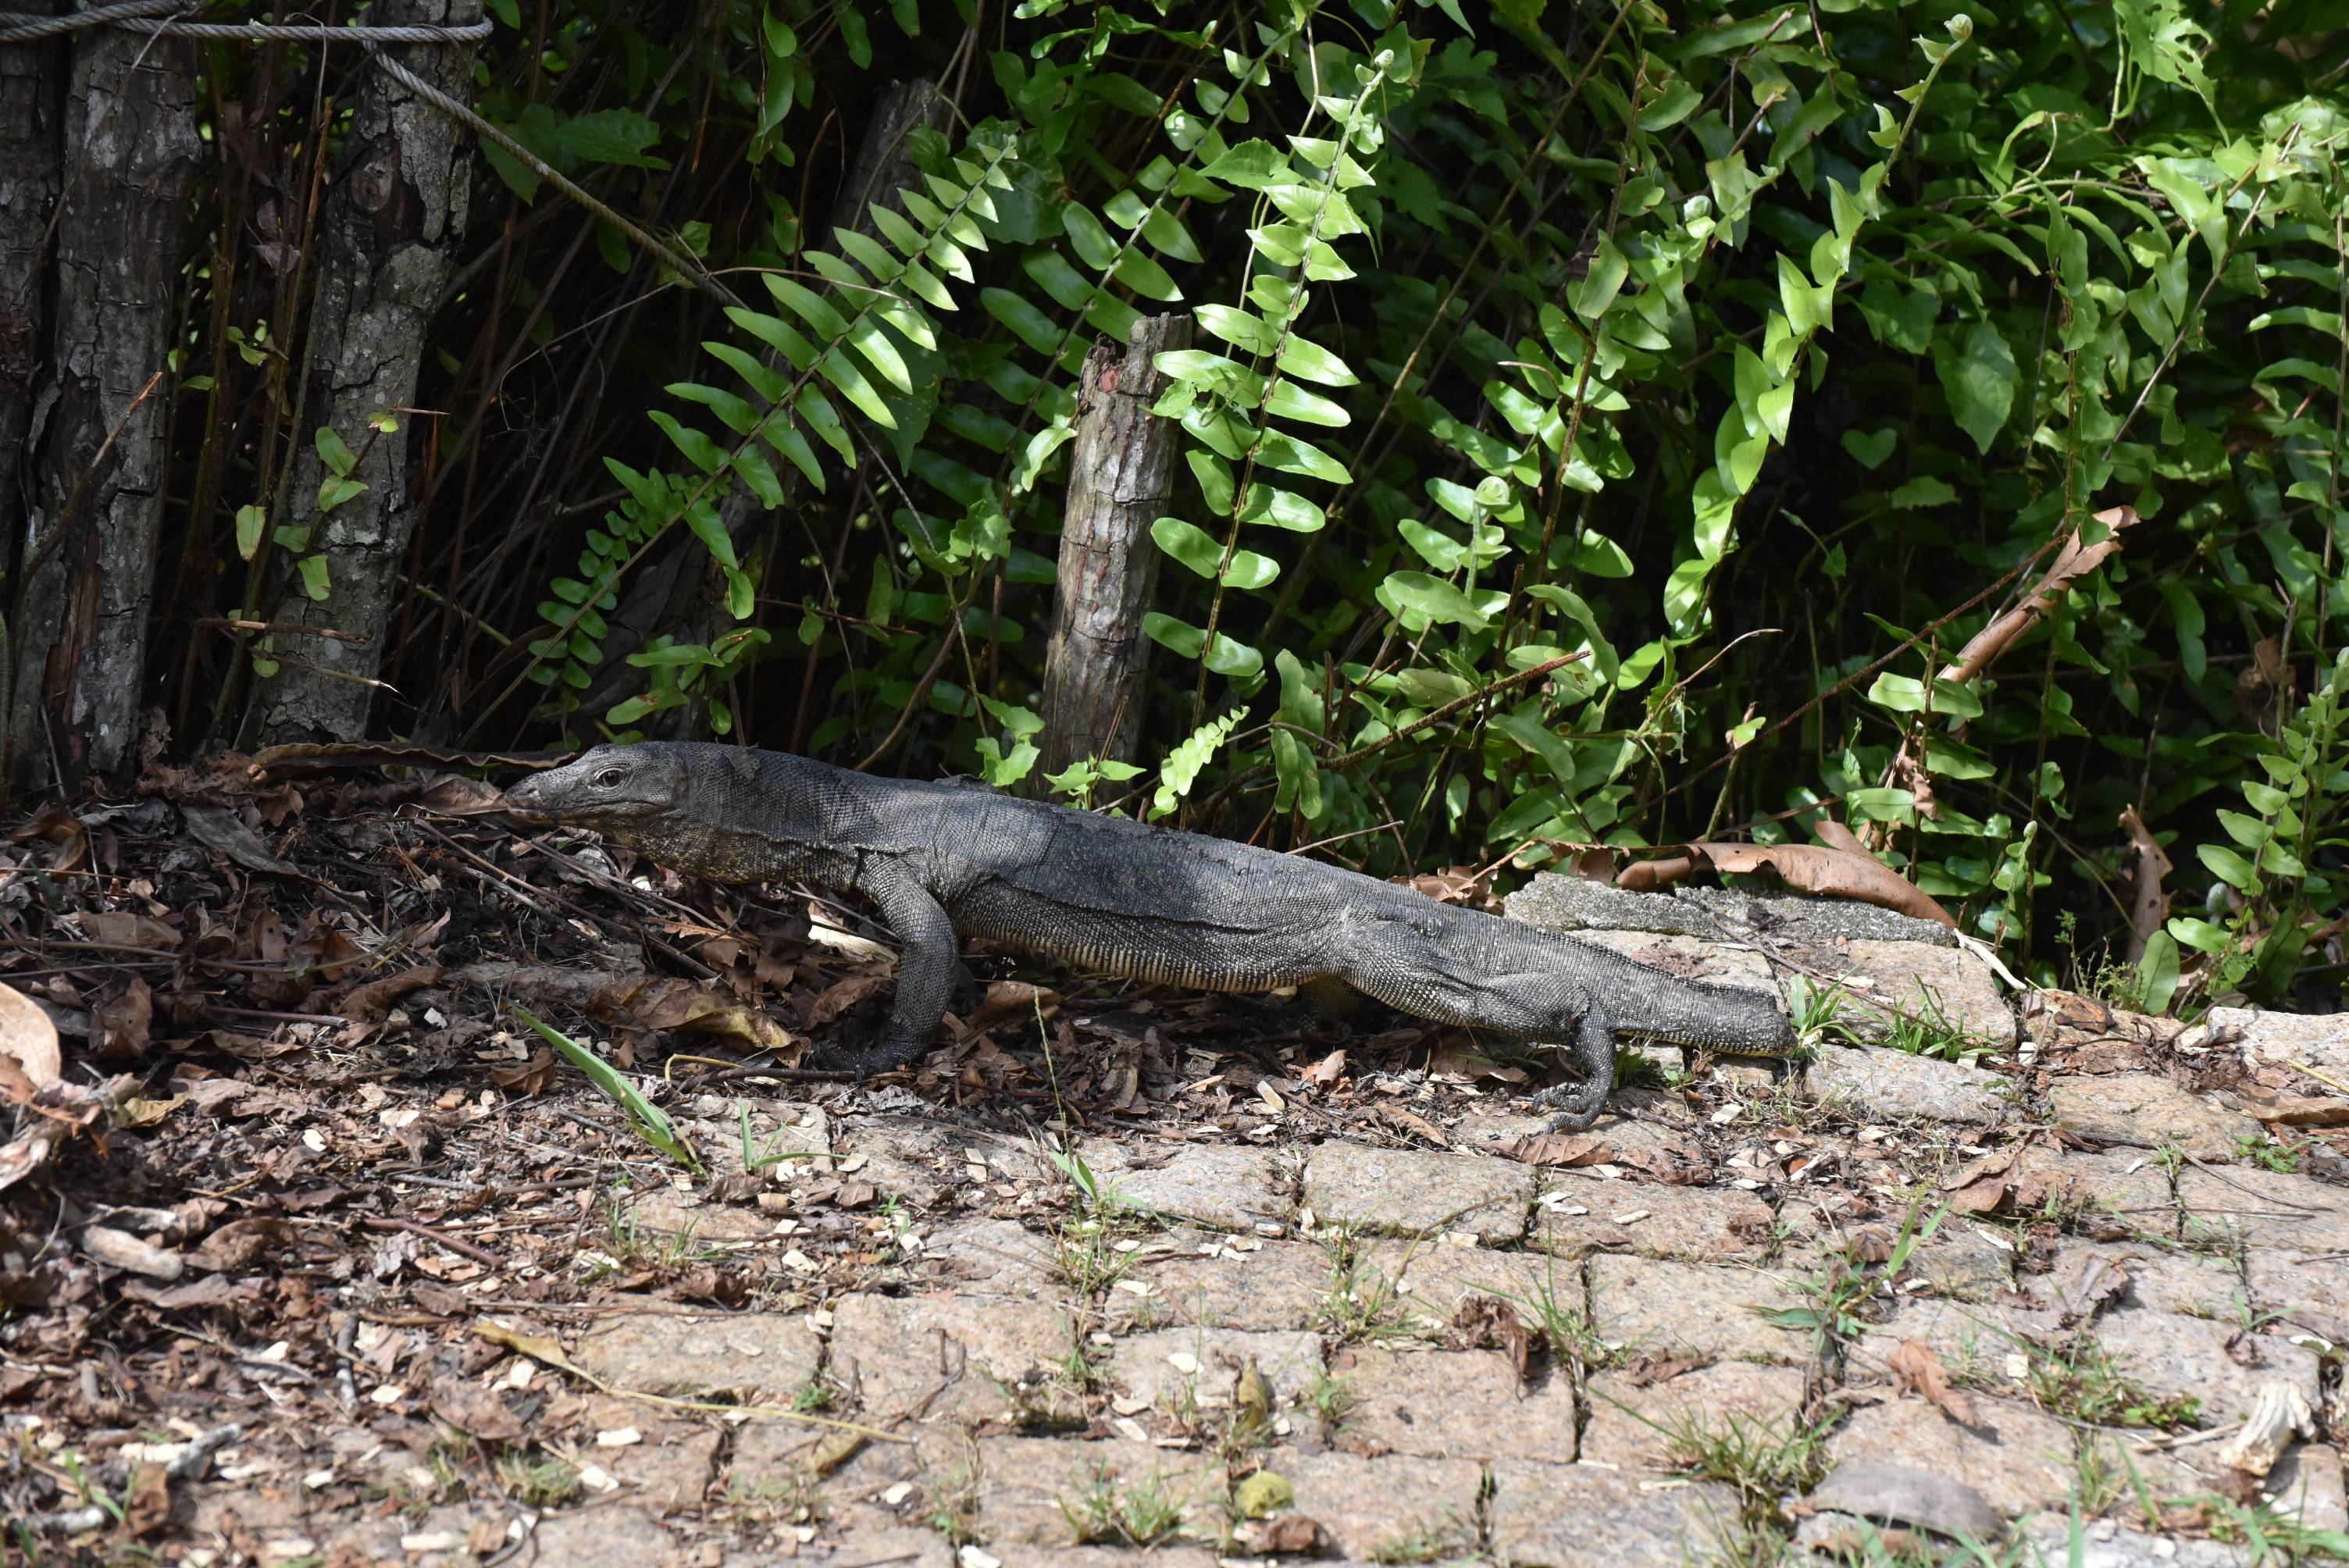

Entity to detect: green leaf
[2197,843,2260,893]
[317,476,368,514]
[817,348,898,429]
[1151,516,1226,578]
[313,425,358,477]
[1934,320,2018,453]
[296,554,331,600]
[515,1007,700,1171]
[1378,572,1491,631]
[234,504,265,561]
[1841,427,1898,470]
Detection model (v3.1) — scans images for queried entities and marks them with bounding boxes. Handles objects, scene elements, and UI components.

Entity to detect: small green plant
[2233,1133,2304,1174]
[738,1102,824,1173]
[516,1007,701,1172]
[496,1452,581,1509]
[1304,1370,1357,1438]
[1764,1204,1946,1360]
[1880,985,1982,1064]
[1369,1510,1474,1563]
[1058,1466,1187,1546]
[1313,1230,1408,1343]
[1787,978,1860,1046]
[2025,1334,2201,1431]
[1647,1402,1828,1520]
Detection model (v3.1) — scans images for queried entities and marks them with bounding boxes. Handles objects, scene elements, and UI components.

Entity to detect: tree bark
[6,26,198,792]
[0,0,66,565]
[248,0,483,746]
[1037,312,1192,781]
[572,77,950,739]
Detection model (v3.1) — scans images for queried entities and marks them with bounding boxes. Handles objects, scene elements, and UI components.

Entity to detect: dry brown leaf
[593,975,800,1057]
[1886,1338,1979,1427]
[187,1217,294,1273]
[1618,843,1956,928]
[2048,1253,2129,1322]
[91,977,153,1064]
[0,981,61,1089]
[430,1380,525,1442]
[180,802,301,876]
[80,911,181,950]
[1299,1049,1348,1088]
[960,979,1059,1039]
[123,1463,172,1538]
[807,971,893,1025]
[417,775,510,816]
[1505,1131,1613,1167]
[340,963,444,1021]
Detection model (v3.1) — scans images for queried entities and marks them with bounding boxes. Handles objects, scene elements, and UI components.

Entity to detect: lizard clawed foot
[1528,1075,1609,1132]
[806,1035,927,1079]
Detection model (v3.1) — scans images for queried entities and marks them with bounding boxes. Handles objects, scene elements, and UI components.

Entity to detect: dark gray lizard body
[504,742,1795,1129]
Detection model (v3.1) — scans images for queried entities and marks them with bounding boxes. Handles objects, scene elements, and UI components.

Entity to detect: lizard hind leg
[1527,1007,1617,1131]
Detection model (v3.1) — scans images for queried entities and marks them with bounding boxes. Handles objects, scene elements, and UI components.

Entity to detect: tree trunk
[572,77,950,740]
[6,26,198,792]
[248,0,483,746]
[1036,313,1192,781]
[0,0,66,568]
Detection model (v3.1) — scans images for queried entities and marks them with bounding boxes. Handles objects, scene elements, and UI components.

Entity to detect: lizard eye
[595,767,625,787]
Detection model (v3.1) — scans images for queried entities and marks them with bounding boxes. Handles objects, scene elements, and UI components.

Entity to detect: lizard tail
[1609,975,1793,1056]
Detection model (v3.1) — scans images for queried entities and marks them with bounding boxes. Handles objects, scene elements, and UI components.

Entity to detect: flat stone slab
[1848,1299,2065,1395]
[1570,929,1784,1009]
[829,1293,1077,1425]
[1254,1448,1481,1561]
[2091,1308,2323,1426]
[2270,1443,2347,1534]
[1103,1236,1334,1332]
[1324,1345,1577,1462]
[1805,1042,2013,1124]
[960,1435,1226,1546]
[1898,1221,2019,1302]
[1507,873,1955,946]
[1486,1460,1740,1566]
[2043,1239,2246,1320]
[1826,1396,2078,1517]
[2178,1164,2349,1253]
[914,1216,1064,1299]
[625,1186,782,1242]
[1103,1327,1322,1419]
[1076,1139,1284,1232]
[2016,1514,2263,1567]
[571,1312,822,1403]
[1302,1140,1534,1242]
[1941,1146,2178,1238]
[2050,1073,2258,1159]
[2245,1249,2349,1343]
[1586,1256,1810,1364]
[1581,1361,1808,1470]
[2208,1005,2349,1080]
[1532,1178,1776,1261]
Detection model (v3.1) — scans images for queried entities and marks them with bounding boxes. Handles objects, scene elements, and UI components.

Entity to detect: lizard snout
[503,774,554,821]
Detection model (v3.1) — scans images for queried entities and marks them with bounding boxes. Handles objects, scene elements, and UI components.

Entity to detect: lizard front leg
[808,867,957,1077]
[1527,1005,1617,1131]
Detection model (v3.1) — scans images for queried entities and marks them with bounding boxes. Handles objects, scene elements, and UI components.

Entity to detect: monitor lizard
[503,741,1796,1129]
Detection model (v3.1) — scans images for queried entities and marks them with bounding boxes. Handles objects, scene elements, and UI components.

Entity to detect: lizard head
[504,743,690,835]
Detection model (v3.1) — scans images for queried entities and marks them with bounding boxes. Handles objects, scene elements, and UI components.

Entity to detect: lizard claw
[1529,1075,1609,1132]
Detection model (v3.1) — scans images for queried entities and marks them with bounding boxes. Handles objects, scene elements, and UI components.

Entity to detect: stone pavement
[166,879,2349,1566]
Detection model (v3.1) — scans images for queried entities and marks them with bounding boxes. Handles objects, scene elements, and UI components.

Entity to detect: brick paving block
[1009,1550,1222,1568]
[913,1216,1067,1300]
[1381,1237,1582,1330]
[1848,1299,2065,1395]
[1253,1447,1481,1561]
[1581,1361,1809,1471]
[1531,1178,1776,1261]
[1586,1256,1810,1364]
[829,1294,1078,1426]
[959,1435,1226,1546]
[1303,1139,1535,1242]
[626,1185,782,1242]
[1103,1327,1322,1419]
[2178,1164,2349,1253]
[572,1312,822,1403]
[1946,1145,2179,1238]
[569,1399,720,1515]
[1486,1460,1739,1567]
[2015,1513,2259,1567]
[2043,1239,2247,1320]
[1326,1345,1577,1463]
[2208,1005,2349,1080]
[802,1527,956,1568]
[1817,939,2016,1049]
[1075,1139,1284,1232]
[1898,1221,2019,1303]
[2089,1308,2322,1427]
[522,1507,679,1566]
[2245,1248,2349,1342]
[2270,1444,2347,1534]
[2050,1073,2258,1160]
[1804,1042,2014,1124]
[1103,1235,1335,1331]
[1825,1397,2077,1517]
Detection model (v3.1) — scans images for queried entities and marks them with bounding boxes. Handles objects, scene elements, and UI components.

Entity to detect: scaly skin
[504,742,1796,1129]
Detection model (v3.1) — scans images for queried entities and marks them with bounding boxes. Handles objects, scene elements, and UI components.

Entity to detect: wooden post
[1037,312,1192,783]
